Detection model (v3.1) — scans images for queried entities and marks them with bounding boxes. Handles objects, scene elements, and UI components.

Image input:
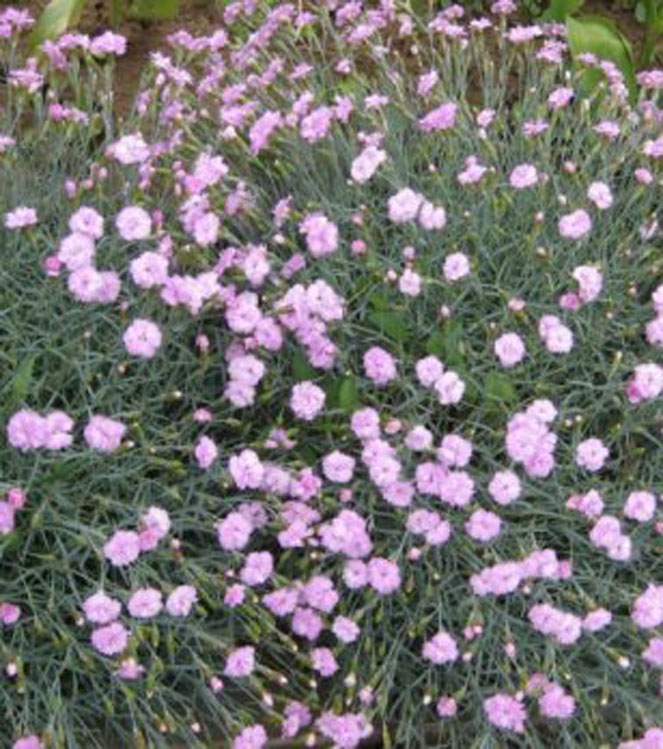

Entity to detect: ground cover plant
[3,1,663,747]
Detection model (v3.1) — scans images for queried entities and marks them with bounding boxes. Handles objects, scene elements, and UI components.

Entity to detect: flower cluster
[4,1,663,746]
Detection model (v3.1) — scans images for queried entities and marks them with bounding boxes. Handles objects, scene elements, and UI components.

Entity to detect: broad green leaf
[485,372,517,406]
[541,0,584,22]
[426,319,464,367]
[29,0,86,48]
[12,355,36,402]
[635,1,646,23]
[291,350,317,381]
[367,291,390,310]
[338,377,360,412]
[566,15,636,99]
[128,0,179,21]
[368,310,409,342]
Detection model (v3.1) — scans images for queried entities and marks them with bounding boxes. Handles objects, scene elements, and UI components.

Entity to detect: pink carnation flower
[290,381,326,420]
[104,530,141,566]
[123,318,162,358]
[84,415,126,452]
[558,209,592,240]
[128,587,163,618]
[91,621,129,655]
[363,346,397,385]
[115,206,151,240]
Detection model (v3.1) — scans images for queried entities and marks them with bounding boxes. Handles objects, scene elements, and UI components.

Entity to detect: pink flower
[422,631,458,664]
[90,31,126,56]
[388,188,423,223]
[351,145,386,183]
[233,724,267,749]
[643,637,663,668]
[7,410,48,450]
[587,181,613,210]
[538,315,574,354]
[13,737,43,749]
[116,657,144,680]
[128,587,163,618]
[166,585,197,617]
[624,491,656,523]
[363,346,397,385]
[437,697,458,718]
[547,86,574,109]
[488,470,521,505]
[466,509,501,541]
[483,693,527,733]
[494,332,525,367]
[573,265,602,303]
[130,251,169,288]
[416,355,444,387]
[434,371,465,404]
[419,102,457,132]
[240,551,274,586]
[399,268,422,296]
[115,206,151,240]
[538,683,575,720]
[91,621,130,655]
[192,212,220,246]
[509,163,538,189]
[224,645,255,677]
[419,201,447,231]
[85,415,126,452]
[4,206,37,229]
[104,530,141,566]
[575,438,609,472]
[529,603,583,645]
[311,647,339,677]
[367,557,401,595]
[290,382,326,420]
[406,426,433,451]
[299,213,339,257]
[58,232,95,270]
[229,449,264,488]
[217,511,252,551]
[1,603,20,625]
[194,436,218,470]
[69,206,104,239]
[123,319,162,358]
[108,133,150,164]
[332,616,360,643]
[443,252,470,281]
[558,209,592,240]
[83,591,121,624]
[322,451,356,483]
[582,608,612,632]
[0,502,15,535]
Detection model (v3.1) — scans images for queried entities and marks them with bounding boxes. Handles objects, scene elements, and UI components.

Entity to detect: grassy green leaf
[29,0,86,48]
